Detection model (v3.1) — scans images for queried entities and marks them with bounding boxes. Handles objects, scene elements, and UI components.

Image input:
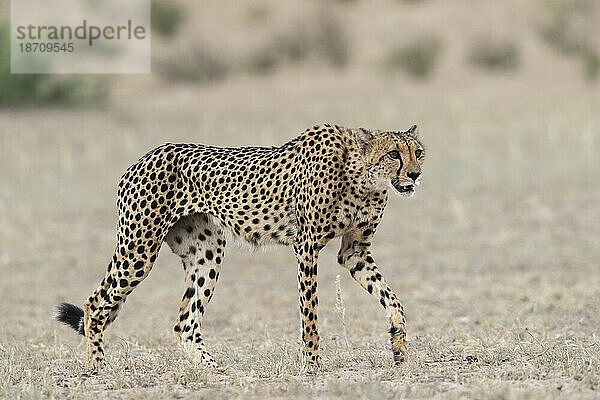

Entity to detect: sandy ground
[1,1,600,398]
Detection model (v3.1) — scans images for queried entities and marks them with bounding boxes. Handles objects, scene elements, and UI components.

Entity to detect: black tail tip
[53,302,85,336]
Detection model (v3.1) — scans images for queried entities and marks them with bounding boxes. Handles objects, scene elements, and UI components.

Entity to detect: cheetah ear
[354,128,375,154]
[405,124,419,136]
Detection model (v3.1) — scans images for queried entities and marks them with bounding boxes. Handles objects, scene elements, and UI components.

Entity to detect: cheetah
[54,123,425,370]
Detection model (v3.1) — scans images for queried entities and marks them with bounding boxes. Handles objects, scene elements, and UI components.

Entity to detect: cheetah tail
[53,302,85,336]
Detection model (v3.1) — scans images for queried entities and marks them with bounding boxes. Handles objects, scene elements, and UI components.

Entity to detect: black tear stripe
[397,154,403,174]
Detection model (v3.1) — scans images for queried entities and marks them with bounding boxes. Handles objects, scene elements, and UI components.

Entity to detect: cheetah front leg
[338,230,407,364]
[294,237,322,369]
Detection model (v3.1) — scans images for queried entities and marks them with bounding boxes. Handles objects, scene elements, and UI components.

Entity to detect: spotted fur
[53,123,425,370]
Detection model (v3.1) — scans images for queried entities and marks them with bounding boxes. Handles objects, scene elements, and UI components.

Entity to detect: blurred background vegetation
[0,0,599,106]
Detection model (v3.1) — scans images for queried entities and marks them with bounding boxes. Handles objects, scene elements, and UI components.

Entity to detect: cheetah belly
[212,198,298,248]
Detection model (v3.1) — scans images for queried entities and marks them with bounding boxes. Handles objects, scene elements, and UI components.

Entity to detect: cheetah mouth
[396,185,413,193]
[394,185,415,194]
[390,178,415,196]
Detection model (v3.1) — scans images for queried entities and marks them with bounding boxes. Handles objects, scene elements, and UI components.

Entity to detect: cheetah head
[355,125,425,197]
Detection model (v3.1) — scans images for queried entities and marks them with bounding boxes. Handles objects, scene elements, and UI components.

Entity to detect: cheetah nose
[407,172,420,182]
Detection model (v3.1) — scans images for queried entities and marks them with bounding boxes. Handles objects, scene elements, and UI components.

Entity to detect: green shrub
[247,47,279,75]
[581,51,600,81]
[384,37,442,79]
[537,0,600,81]
[313,15,349,68]
[42,77,109,106]
[273,30,310,64]
[247,13,349,75]
[468,40,520,72]
[0,23,107,107]
[151,0,184,37]
[156,45,228,83]
[245,4,271,23]
[538,0,592,56]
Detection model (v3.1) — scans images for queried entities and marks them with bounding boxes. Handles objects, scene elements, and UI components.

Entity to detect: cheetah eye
[387,150,400,160]
[415,149,423,159]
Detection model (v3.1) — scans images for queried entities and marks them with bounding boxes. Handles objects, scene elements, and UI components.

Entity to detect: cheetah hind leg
[166,213,225,368]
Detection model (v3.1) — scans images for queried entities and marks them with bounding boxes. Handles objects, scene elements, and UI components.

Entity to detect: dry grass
[1,87,598,399]
[1,0,600,399]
